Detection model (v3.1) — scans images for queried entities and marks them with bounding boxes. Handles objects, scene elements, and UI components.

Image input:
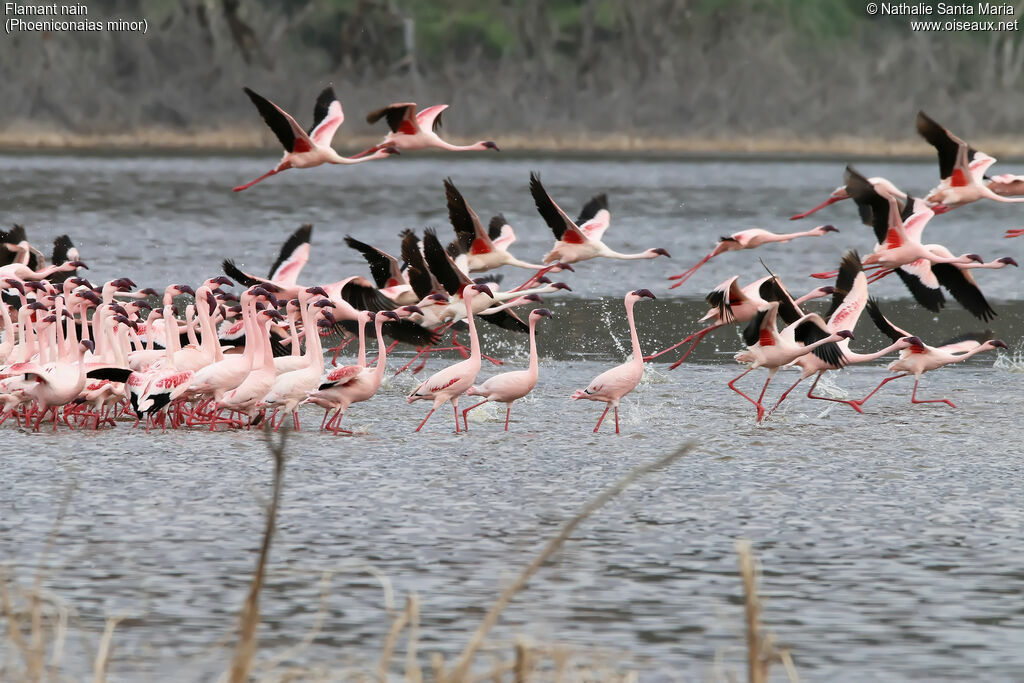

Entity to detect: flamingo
[917,110,1024,210]
[407,284,490,432]
[765,251,919,417]
[442,178,550,272]
[645,275,834,366]
[356,102,498,157]
[854,298,1008,409]
[461,306,552,431]
[344,234,418,304]
[571,289,656,434]
[233,87,396,192]
[7,338,94,431]
[728,302,854,422]
[668,225,837,289]
[530,173,670,265]
[306,308,406,435]
[789,174,913,221]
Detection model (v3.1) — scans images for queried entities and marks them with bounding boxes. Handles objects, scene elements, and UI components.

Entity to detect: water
[2,152,1023,680]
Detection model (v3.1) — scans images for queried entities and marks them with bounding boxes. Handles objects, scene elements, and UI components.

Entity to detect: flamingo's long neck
[625,299,643,367]
[465,292,481,363]
[435,139,488,152]
[240,295,258,370]
[184,306,199,347]
[372,318,388,379]
[602,247,655,260]
[982,185,1024,203]
[300,298,323,369]
[527,316,540,378]
[356,315,369,367]
[503,255,547,270]
[949,343,999,363]
[163,306,180,371]
[846,340,909,365]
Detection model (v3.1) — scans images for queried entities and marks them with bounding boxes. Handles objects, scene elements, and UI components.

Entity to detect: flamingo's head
[630,289,656,300]
[79,290,102,306]
[4,278,25,294]
[174,284,195,296]
[648,248,671,258]
[551,262,574,272]
[109,303,128,317]
[836,329,855,341]
[816,225,839,234]
[80,339,95,353]
[134,300,153,312]
[532,308,553,319]
[427,293,449,304]
[990,339,1008,349]
[965,253,984,263]
[998,257,1019,267]
[210,276,233,287]
[68,260,88,270]
[482,141,500,151]
[533,275,551,284]
[549,282,572,291]
[139,288,158,297]
[521,294,542,303]
[305,286,329,297]
[471,283,491,295]
[313,299,333,309]
[399,305,423,316]
[380,310,401,322]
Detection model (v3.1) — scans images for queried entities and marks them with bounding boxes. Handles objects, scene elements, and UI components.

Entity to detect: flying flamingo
[645,275,834,366]
[344,234,418,305]
[461,306,552,431]
[851,299,1007,410]
[916,110,1024,210]
[789,174,913,221]
[443,178,551,272]
[354,102,499,157]
[728,302,854,422]
[668,225,837,289]
[530,173,670,265]
[571,289,656,434]
[407,283,490,432]
[765,251,918,417]
[233,87,396,192]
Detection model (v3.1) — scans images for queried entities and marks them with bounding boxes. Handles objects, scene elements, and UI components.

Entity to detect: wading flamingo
[571,289,655,434]
[462,306,552,431]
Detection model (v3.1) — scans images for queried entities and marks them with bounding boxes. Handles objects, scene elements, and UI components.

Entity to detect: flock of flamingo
[1,88,1019,434]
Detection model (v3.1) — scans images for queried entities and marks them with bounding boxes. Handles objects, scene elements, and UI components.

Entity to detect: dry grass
[8,123,1024,158]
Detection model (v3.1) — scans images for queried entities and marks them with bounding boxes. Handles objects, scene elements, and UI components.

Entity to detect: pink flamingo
[853,299,1008,410]
[645,275,834,366]
[407,284,490,432]
[917,110,1024,210]
[765,251,918,417]
[789,175,910,221]
[571,289,656,434]
[668,225,838,289]
[728,303,854,422]
[461,306,552,431]
[530,173,670,265]
[233,87,396,192]
[355,102,498,157]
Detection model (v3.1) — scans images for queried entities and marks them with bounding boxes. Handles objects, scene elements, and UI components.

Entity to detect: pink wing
[270,243,310,287]
[579,208,611,242]
[311,100,345,147]
[416,104,449,133]
[321,365,362,387]
[492,223,517,251]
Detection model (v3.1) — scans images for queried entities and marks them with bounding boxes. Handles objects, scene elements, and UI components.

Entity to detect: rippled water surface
[3,152,1024,680]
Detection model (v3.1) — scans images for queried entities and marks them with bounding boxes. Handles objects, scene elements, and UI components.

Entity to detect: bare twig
[228,425,288,683]
[448,443,695,681]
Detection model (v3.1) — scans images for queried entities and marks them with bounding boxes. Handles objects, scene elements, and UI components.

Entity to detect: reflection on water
[2,153,1023,679]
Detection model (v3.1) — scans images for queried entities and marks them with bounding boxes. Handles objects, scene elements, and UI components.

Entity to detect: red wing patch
[292,138,313,154]
[758,330,775,346]
[326,365,361,383]
[398,120,417,135]
[386,278,401,288]
[909,345,927,354]
[950,169,969,187]
[429,376,461,392]
[127,373,145,388]
[155,372,192,389]
[885,229,902,250]
[470,238,492,255]
[562,229,586,244]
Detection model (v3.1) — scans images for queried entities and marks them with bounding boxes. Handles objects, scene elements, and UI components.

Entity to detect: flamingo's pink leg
[767,375,807,416]
[414,408,435,432]
[851,373,908,408]
[504,404,512,431]
[910,378,955,408]
[728,368,764,421]
[461,400,488,432]
[668,253,713,289]
[614,406,619,434]
[593,404,611,433]
[232,167,280,193]
[806,372,863,413]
